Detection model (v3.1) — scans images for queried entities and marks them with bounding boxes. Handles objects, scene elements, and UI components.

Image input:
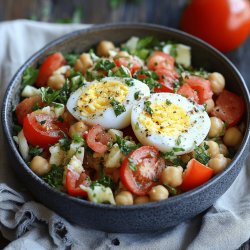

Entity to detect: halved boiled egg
[67,77,150,129]
[131,93,211,155]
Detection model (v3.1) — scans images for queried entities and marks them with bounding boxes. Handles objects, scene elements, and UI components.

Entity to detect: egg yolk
[77,80,128,116]
[138,102,190,136]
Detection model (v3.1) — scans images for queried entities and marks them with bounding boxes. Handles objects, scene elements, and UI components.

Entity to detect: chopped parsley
[64,53,78,66]
[125,78,134,86]
[42,165,64,190]
[166,99,172,105]
[134,91,141,100]
[115,135,140,155]
[72,133,85,144]
[113,65,131,77]
[128,157,137,171]
[29,145,43,157]
[164,184,178,195]
[94,59,115,71]
[110,98,126,116]
[176,136,181,146]
[32,102,40,111]
[173,147,185,152]
[194,143,210,165]
[144,101,153,115]
[21,66,39,89]
[59,137,71,151]
[135,122,140,130]
[161,151,185,167]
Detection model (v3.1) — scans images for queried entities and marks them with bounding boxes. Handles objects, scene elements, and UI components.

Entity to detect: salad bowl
[2,23,250,233]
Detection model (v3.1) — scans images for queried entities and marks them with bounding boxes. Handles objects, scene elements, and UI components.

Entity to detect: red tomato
[153,67,179,93]
[86,124,110,154]
[181,0,250,52]
[211,90,245,126]
[177,83,199,103]
[180,159,214,192]
[66,170,90,197]
[15,95,44,125]
[147,51,175,71]
[36,53,65,87]
[114,56,142,75]
[120,146,165,196]
[184,76,213,104]
[23,111,64,148]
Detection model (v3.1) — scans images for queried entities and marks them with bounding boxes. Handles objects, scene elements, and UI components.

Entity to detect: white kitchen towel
[0,20,249,250]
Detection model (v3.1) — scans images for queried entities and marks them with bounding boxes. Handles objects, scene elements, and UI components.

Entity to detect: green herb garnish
[113,65,131,77]
[64,53,78,66]
[29,145,43,157]
[166,99,172,105]
[72,133,85,144]
[144,101,153,115]
[115,135,140,155]
[128,157,137,171]
[59,137,71,151]
[21,67,39,89]
[110,98,126,116]
[42,165,64,190]
[125,78,135,86]
[94,59,115,71]
[194,143,210,165]
[134,91,141,100]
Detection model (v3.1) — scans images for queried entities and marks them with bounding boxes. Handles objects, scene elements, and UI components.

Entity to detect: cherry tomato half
[86,124,111,154]
[147,51,175,71]
[15,95,44,125]
[66,170,90,197]
[177,83,199,103]
[120,146,165,196]
[36,52,65,87]
[184,76,213,104]
[181,0,250,52]
[114,56,142,75]
[180,159,214,192]
[23,111,64,148]
[153,67,179,93]
[211,90,245,127]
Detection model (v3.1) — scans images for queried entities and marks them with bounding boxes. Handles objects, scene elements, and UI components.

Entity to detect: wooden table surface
[0,0,249,249]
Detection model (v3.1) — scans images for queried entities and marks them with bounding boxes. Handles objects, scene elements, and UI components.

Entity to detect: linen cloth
[0,20,249,250]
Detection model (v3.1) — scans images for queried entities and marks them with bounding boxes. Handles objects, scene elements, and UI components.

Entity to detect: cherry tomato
[184,76,213,104]
[181,159,214,192]
[147,51,175,71]
[177,83,199,103]
[36,53,65,87]
[66,170,90,197]
[120,146,165,196]
[211,90,245,126]
[23,111,64,148]
[15,95,44,125]
[86,124,111,154]
[181,0,250,52]
[114,56,142,75]
[153,67,179,93]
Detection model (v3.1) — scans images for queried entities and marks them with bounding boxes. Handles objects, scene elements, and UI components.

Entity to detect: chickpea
[115,191,133,205]
[204,99,215,113]
[208,72,225,95]
[219,143,229,156]
[30,156,51,176]
[208,117,224,138]
[161,166,183,188]
[223,127,243,147]
[208,154,229,174]
[69,121,88,138]
[206,140,220,158]
[74,53,93,74]
[115,51,130,58]
[134,196,150,204]
[148,185,169,202]
[96,40,115,57]
[47,74,65,90]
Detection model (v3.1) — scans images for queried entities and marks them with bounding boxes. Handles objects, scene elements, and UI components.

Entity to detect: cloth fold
[0,20,249,250]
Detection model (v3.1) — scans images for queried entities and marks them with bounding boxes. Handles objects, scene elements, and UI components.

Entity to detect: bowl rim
[2,22,250,211]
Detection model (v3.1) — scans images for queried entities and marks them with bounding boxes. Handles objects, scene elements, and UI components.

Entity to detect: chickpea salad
[13,36,245,205]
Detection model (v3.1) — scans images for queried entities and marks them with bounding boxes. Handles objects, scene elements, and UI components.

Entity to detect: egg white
[131,93,211,155]
[67,77,150,129]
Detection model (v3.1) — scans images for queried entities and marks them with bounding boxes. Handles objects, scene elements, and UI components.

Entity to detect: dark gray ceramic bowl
[2,23,250,233]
